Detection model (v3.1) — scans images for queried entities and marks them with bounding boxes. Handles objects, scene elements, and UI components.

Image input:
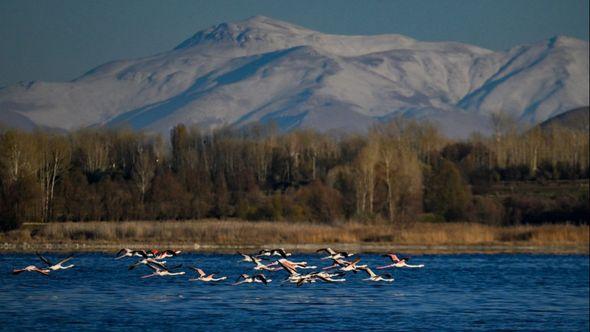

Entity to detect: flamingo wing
[36,252,53,266]
[57,255,74,265]
[115,248,129,257]
[255,274,269,284]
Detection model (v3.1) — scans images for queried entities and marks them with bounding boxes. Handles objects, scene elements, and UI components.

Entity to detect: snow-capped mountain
[0,16,588,137]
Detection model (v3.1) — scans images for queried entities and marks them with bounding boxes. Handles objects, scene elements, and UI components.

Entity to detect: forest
[0,118,588,232]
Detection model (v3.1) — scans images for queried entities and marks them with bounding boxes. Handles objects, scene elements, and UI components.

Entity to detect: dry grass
[1,220,588,251]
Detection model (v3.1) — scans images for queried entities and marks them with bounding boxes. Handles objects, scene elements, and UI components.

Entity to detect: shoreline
[1,242,588,254]
[1,220,588,254]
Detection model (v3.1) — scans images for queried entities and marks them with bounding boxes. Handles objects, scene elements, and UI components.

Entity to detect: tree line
[0,119,588,231]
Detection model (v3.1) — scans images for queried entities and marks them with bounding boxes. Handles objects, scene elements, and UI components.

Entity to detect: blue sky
[0,0,588,86]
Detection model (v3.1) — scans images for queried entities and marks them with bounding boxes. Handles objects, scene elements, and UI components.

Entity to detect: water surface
[0,253,588,331]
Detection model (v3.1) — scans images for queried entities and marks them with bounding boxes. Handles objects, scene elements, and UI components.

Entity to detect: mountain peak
[174,16,312,50]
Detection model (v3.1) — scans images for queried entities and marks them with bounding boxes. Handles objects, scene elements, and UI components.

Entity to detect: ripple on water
[0,253,588,331]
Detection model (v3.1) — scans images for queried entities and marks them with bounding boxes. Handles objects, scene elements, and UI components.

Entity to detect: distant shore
[0,220,588,254]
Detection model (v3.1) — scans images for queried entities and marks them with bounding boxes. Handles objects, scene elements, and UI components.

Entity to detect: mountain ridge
[0,15,588,137]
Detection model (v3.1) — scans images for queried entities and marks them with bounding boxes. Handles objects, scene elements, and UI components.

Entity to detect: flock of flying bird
[12,248,424,286]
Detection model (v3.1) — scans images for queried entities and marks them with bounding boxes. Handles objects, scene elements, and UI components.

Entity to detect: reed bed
[1,220,587,249]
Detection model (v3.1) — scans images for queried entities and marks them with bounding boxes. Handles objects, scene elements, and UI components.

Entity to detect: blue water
[0,253,588,331]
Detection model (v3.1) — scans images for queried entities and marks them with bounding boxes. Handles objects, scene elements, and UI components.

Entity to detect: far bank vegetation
[3,221,588,249]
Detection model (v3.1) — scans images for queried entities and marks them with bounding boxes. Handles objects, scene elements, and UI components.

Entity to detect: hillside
[538,106,589,131]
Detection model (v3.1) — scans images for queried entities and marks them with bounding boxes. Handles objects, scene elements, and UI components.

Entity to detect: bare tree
[132,142,156,204]
[37,134,70,222]
[0,130,38,184]
[355,139,379,215]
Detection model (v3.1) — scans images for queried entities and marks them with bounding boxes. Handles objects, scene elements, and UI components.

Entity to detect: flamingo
[152,250,181,260]
[12,265,50,276]
[256,248,292,258]
[115,248,149,260]
[323,257,366,272]
[250,256,283,271]
[237,251,256,262]
[233,274,271,285]
[269,248,292,258]
[140,263,185,278]
[338,257,367,272]
[36,253,75,271]
[189,267,227,282]
[294,271,346,286]
[278,258,316,270]
[359,267,395,282]
[316,248,354,260]
[377,254,424,269]
[128,257,167,270]
[277,259,343,285]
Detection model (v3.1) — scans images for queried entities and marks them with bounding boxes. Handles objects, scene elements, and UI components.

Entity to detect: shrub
[470,196,504,225]
[424,159,472,221]
[417,213,446,223]
[502,194,589,225]
[0,175,40,231]
[295,181,343,223]
[498,164,532,181]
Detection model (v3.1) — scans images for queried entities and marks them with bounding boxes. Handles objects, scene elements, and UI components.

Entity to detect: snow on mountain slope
[459,36,589,124]
[0,15,588,137]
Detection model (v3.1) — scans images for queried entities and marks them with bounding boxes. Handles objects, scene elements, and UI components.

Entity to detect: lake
[0,253,588,331]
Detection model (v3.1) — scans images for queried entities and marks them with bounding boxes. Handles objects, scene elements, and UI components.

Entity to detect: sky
[0,0,588,86]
